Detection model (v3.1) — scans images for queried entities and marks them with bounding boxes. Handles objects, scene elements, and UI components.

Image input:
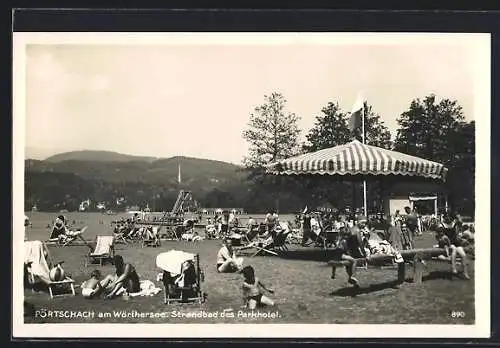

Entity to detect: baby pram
[156,250,206,304]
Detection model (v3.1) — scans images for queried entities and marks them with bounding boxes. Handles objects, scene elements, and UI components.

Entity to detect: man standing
[264,210,279,238]
[24,215,30,241]
[300,209,313,246]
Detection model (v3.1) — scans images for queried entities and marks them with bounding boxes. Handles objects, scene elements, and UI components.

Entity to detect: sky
[21,33,485,164]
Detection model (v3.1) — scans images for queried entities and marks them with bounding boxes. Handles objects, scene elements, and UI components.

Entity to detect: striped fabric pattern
[266,140,447,181]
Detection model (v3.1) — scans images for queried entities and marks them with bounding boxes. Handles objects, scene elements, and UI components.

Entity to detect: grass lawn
[22,213,475,324]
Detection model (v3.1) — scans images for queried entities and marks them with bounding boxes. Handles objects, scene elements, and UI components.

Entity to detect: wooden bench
[328,248,447,284]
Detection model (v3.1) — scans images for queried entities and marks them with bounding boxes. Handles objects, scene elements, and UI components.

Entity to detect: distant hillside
[27,154,246,188]
[45,150,159,163]
[25,152,254,212]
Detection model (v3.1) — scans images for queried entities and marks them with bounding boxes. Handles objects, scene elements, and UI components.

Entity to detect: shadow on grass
[330,280,402,297]
[330,270,459,297]
[277,249,330,262]
[236,247,330,262]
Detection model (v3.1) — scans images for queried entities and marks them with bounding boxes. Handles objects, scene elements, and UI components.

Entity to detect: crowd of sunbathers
[26,207,473,310]
[324,209,475,286]
[77,236,276,309]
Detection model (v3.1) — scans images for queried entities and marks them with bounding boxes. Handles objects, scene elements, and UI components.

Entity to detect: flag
[349,95,366,132]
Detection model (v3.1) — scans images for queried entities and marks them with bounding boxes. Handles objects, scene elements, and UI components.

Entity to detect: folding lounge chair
[142,226,161,247]
[85,236,115,267]
[156,250,206,304]
[239,222,292,257]
[113,225,129,245]
[47,226,89,247]
[24,240,76,299]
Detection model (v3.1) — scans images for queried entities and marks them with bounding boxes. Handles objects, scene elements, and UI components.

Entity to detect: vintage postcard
[13,32,490,338]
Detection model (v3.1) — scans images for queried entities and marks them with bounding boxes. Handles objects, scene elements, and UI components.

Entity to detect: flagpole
[362,102,368,217]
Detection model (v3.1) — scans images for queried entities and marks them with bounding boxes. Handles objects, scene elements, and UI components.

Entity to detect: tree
[394,95,474,214]
[301,101,393,211]
[242,92,302,212]
[242,92,301,168]
[303,102,351,152]
[394,94,465,165]
[303,101,392,152]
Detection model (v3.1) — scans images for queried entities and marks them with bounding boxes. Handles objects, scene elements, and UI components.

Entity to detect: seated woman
[81,269,116,299]
[240,265,275,309]
[162,260,197,295]
[436,212,470,279]
[458,227,475,259]
[49,215,69,240]
[49,215,83,243]
[105,255,141,299]
[243,217,259,242]
[216,238,243,273]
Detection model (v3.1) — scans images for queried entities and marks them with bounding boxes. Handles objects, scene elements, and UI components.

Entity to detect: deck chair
[156,250,206,304]
[239,222,292,257]
[24,240,76,299]
[142,226,162,247]
[113,225,129,244]
[47,226,88,246]
[85,236,115,267]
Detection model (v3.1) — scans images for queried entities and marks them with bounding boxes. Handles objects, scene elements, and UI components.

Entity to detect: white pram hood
[156,250,196,276]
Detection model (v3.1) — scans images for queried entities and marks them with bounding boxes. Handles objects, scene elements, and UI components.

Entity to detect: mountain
[27,154,245,186]
[24,152,251,212]
[45,150,159,163]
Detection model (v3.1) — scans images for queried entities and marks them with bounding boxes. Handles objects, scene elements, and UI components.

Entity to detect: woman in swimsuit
[437,212,470,279]
[240,265,275,310]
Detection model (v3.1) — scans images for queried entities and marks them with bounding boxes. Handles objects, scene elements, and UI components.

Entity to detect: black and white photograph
[13,32,490,338]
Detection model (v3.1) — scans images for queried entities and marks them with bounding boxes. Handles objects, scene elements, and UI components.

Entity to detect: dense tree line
[25,93,475,215]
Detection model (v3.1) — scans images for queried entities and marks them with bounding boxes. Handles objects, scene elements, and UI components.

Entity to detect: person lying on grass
[81,269,117,299]
[240,265,275,310]
[105,255,141,299]
[329,216,367,288]
[216,238,243,273]
[362,229,404,264]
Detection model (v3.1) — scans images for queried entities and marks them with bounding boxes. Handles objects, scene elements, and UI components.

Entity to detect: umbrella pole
[363,181,367,217]
[362,101,368,217]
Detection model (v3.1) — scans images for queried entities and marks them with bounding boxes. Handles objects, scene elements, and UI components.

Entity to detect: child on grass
[240,265,275,310]
[81,269,118,299]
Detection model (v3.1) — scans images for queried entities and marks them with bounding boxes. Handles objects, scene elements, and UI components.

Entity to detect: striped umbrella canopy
[266,140,447,181]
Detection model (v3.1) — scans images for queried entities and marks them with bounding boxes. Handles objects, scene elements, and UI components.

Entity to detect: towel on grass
[128,280,162,297]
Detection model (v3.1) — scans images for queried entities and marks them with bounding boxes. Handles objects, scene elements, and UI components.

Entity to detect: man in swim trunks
[105,255,141,299]
[330,216,367,287]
